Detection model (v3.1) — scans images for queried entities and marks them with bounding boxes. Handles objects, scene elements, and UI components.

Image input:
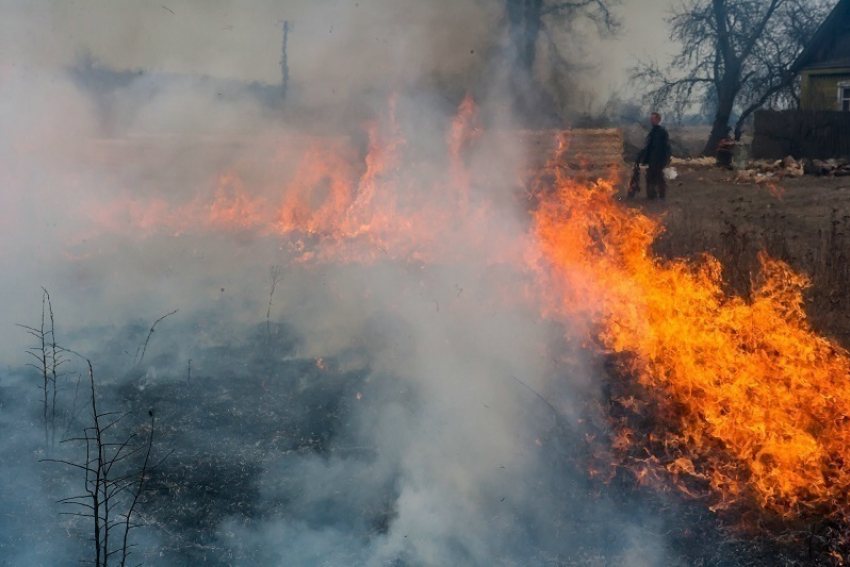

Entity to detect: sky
[0,0,677,105]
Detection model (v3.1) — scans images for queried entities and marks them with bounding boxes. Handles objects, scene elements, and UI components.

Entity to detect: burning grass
[96,99,850,524]
[531,159,850,555]
[48,94,850,561]
[655,207,850,342]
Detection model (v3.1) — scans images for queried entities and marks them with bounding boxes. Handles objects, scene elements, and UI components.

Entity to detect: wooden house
[792,0,850,110]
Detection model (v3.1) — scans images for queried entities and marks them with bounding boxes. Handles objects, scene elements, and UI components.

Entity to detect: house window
[840,82,850,111]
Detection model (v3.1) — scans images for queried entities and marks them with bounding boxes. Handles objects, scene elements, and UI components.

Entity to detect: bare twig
[18,288,63,448]
[42,358,163,566]
[266,266,282,342]
[121,410,155,567]
[135,310,178,366]
[509,374,566,427]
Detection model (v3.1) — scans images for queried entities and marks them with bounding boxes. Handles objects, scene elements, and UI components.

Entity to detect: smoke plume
[0,2,677,565]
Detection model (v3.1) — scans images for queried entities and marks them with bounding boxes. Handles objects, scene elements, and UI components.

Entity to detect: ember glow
[532,149,850,520]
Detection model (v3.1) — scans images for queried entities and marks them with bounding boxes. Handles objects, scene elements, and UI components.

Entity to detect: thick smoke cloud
[0,2,678,566]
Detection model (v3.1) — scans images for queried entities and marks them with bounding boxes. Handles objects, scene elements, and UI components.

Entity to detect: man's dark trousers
[646,165,666,199]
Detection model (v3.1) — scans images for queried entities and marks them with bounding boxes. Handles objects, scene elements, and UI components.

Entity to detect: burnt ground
[69,320,828,567]
[93,319,840,566]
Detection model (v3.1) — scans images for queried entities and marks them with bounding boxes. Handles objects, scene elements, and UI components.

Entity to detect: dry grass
[609,164,850,563]
[629,165,850,344]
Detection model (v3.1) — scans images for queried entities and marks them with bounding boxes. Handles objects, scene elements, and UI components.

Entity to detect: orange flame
[56,93,850,526]
[208,173,269,231]
[445,92,480,210]
[276,142,356,236]
[532,161,850,520]
[270,93,492,263]
[72,95,501,265]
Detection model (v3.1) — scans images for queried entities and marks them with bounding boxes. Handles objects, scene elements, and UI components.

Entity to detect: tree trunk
[704,114,730,157]
[281,21,289,102]
[702,0,737,157]
[702,73,739,156]
[520,0,543,73]
[505,0,545,120]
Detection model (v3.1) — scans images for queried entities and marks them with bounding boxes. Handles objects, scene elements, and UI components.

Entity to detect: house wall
[800,69,850,110]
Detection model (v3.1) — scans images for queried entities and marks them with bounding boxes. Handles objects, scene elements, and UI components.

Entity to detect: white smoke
[0,2,678,566]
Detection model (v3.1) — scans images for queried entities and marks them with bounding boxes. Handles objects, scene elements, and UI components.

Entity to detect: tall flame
[445,92,480,212]
[275,141,356,236]
[272,93,487,263]
[532,153,850,520]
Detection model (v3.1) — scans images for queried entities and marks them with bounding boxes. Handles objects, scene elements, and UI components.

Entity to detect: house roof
[791,0,850,73]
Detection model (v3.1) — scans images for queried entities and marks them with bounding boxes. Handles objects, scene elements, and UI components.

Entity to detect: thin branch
[266,266,282,342]
[509,374,566,426]
[135,309,178,366]
[121,411,156,567]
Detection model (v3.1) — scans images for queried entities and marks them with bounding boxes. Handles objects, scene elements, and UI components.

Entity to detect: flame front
[72,95,850,524]
[269,93,492,262]
[533,158,850,520]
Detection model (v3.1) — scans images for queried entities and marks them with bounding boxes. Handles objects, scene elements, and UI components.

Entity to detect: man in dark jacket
[637,112,672,200]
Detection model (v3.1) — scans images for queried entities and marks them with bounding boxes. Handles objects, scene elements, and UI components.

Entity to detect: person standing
[637,112,672,200]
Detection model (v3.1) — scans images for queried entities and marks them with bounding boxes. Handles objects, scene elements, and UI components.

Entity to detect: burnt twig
[135,310,178,366]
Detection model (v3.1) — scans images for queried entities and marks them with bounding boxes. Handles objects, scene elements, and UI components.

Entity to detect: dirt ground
[620,163,850,346]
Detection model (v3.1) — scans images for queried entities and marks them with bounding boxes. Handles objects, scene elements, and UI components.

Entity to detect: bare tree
[19,288,64,448]
[44,358,161,567]
[633,0,829,155]
[501,0,619,122]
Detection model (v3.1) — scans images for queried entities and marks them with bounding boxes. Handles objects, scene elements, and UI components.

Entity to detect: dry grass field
[625,163,850,345]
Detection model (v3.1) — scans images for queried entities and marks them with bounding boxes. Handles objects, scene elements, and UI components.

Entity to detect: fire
[532,155,850,520]
[70,94,519,266]
[275,142,356,236]
[270,92,497,263]
[64,93,850,525]
[337,96,410,245]
[445,92,480,211]
[207,173,269,231]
